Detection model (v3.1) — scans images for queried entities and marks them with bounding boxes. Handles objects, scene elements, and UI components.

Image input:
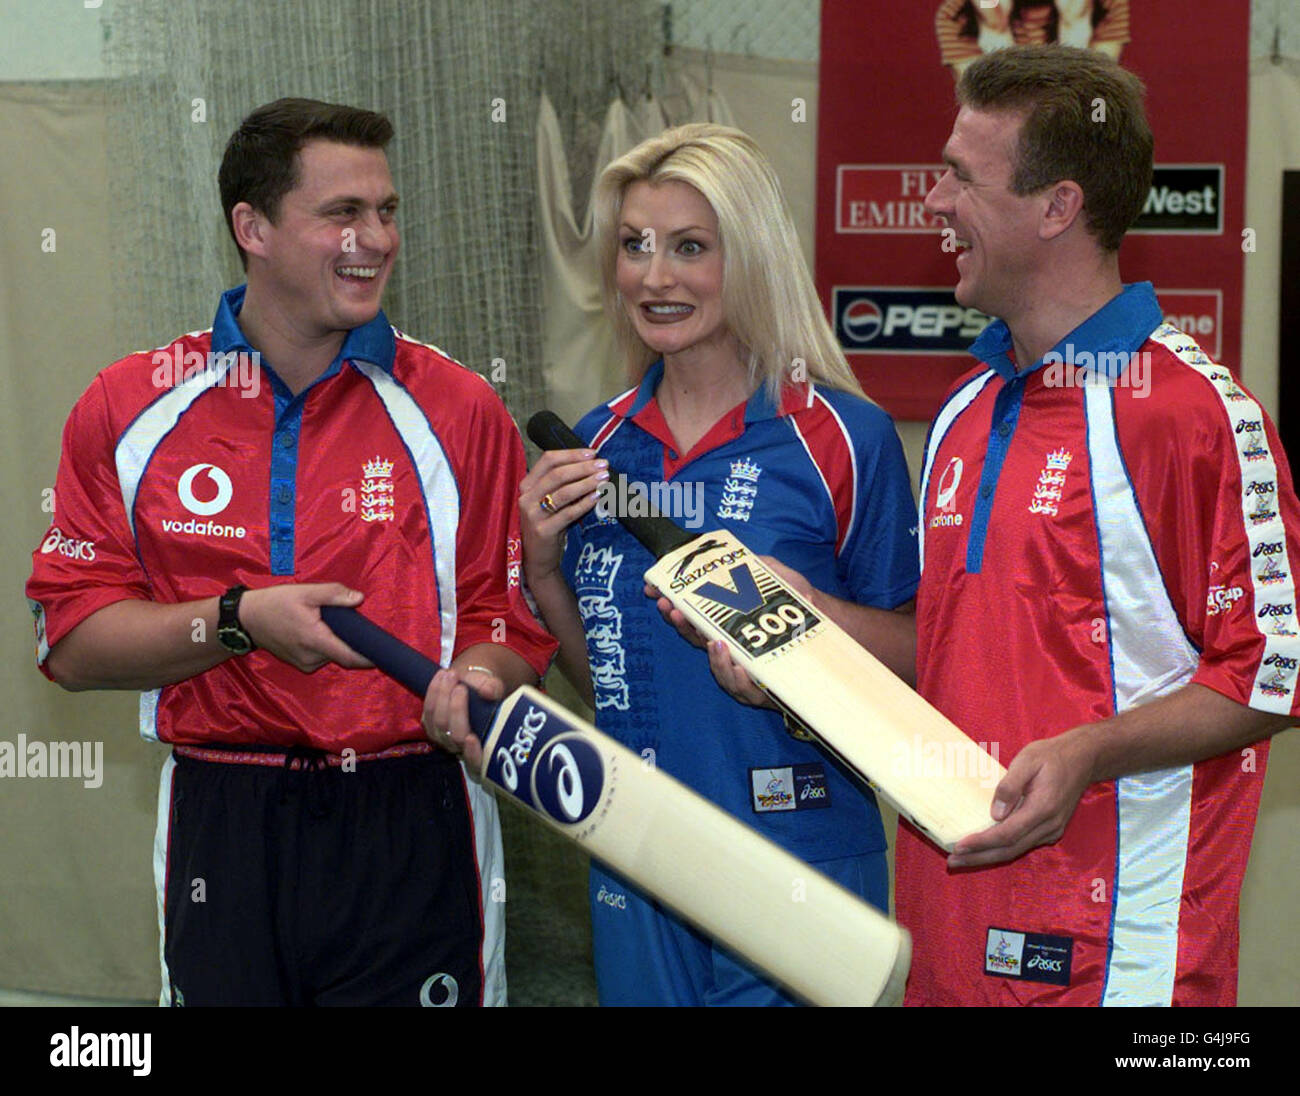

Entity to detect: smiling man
[889,45,1299,1005]
[26,99,555,1006]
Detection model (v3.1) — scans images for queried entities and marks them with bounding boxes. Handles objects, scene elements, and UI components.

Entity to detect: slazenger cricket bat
[321,605,910,1007]
[527,410,1005,852]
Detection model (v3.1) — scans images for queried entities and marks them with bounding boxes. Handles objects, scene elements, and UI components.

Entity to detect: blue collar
[624,359,797,422]
[969,281,1164,380]
[210,284,397,374]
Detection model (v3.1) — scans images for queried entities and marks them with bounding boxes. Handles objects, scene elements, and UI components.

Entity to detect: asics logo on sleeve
[40,527,96,562]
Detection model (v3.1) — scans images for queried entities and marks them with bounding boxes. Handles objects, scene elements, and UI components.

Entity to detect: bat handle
[526,410,696,558]
[526,409,589,453]
[319,606,500,737]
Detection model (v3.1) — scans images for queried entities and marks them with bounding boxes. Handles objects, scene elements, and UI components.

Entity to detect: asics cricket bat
[321,605,910,1007]
[527,410,1005,852]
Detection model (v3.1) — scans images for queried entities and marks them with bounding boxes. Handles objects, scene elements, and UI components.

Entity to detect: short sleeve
[449,391,558,678]
[835,403,921,610]
[1119,368,1300,717]
[26,375,152,673]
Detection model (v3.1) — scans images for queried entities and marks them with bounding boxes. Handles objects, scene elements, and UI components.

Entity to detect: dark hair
[218,98,394,267]
[957,44,1152,252]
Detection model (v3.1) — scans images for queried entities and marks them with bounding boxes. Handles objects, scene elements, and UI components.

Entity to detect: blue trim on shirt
[210,285,397,373]
[211,285,397,575]
[965,376,1026,574]
[624,360,663,416]
[744,377,785,423]
[1079,386,1123,1005]
[963,282,1164,572]
[968,281,1163,382]
[622,358,790,425]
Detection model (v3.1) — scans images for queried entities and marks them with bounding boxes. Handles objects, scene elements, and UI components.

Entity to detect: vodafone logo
[419,973,458,1007]
[177,463,233,516]
[935,457,963,511]
[930,457,964,529]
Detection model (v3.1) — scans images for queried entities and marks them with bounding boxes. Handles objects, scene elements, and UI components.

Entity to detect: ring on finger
[539,493,558,515]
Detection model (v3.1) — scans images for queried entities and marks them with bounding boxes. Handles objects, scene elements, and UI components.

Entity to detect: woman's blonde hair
[594,123,865,404]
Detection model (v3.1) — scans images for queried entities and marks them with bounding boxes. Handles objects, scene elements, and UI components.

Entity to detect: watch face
[219,625,254,655]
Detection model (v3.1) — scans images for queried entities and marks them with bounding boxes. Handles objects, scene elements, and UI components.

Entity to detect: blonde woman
[520,124,918,1005]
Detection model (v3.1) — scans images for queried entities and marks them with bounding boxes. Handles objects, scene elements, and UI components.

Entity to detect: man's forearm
[45,597,231,691]
[950,682,1293,866]
[1074,683,1293,783]
[521,568,595,707]
[452,642,539,696]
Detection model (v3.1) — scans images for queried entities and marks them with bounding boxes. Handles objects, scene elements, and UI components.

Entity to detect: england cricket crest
[655,530,822,664]
[361,456,395,523]
[717,457,761,522]
[1028,448,1072,517]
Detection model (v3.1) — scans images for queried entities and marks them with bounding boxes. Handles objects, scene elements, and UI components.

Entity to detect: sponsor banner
[837,164,1224,236]
[817,0,1248,421]
[1157,289,1222,358]
[1133,166,1225,233]
[836,165,948,233]
[834,287,990,353]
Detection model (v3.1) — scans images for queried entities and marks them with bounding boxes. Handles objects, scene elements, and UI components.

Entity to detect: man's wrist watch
[217,585,256,655]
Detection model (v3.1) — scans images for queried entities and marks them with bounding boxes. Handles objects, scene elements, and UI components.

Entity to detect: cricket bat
[527,409,1005,852]
[321,605,910,1007]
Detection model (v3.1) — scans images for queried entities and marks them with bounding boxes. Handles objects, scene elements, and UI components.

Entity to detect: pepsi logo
[842,298,883,343]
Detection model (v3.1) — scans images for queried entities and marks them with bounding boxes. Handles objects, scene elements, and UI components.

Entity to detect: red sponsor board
[816,0,1247,421]
[837,167,948,232]
[1157,289,1222,358]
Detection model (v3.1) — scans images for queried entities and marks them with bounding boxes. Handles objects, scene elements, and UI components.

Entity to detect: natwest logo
[1132,166,1224,233]
[40,527,96,562]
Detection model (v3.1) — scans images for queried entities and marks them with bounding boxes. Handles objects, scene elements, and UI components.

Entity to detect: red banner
[816,0,1248,421]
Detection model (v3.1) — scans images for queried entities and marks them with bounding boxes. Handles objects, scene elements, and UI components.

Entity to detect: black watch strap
[217,585,256,655]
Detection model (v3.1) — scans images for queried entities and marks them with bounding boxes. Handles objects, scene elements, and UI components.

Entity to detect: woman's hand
[519,449,608,582]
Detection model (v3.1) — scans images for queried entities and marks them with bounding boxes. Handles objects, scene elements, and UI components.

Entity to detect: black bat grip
[526,410,695,559]
[319,606,500,738]
[526,409,590,454]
